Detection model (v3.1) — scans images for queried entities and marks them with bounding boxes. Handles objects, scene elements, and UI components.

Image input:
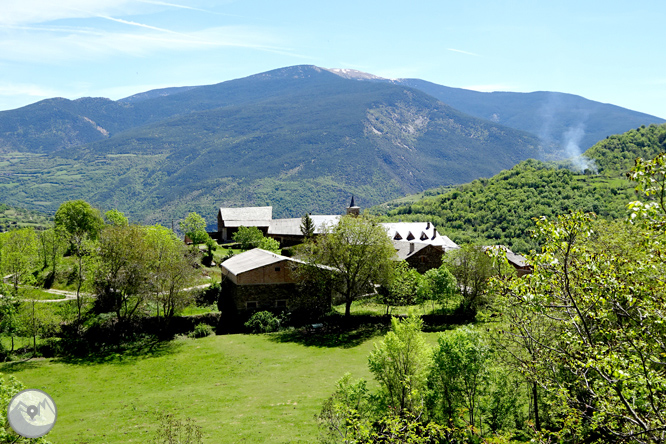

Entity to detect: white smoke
[562,123,597,173]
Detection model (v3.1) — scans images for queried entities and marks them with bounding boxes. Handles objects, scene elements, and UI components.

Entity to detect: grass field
[0,328,447,443]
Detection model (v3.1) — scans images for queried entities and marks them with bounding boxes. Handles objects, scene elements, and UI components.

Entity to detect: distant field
[0,330,444,443]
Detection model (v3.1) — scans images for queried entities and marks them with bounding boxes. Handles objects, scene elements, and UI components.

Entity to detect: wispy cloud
[447,48,480,57]
[136,0,213,13]
[0,83,59,98]
[0,23,302,63]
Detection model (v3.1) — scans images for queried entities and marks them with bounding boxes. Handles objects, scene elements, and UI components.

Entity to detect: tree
[299,215,396,317]
[232,226,280,253]
[36,227,66,284]
[232,226,263,250]
[443,244,494,313]
[54,200,104,323]
[421,263,457,313]
[179,212,209,246]
[145,225,197,319]
[0,228,38,297]
[94,224,151,323]
[368,313,431,415]
[104,209,129,227]
[627,152,666,232]
[428,326,489,429]
[0,291,21,352]
[491,212,666,442]
[378,261,422,315]
[300,213,315,239]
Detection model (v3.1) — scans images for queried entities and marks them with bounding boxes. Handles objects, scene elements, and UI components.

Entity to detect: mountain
[373,123,666,252]
[0,65,663,228]
[332,74,665,153]
[0,66,544,226]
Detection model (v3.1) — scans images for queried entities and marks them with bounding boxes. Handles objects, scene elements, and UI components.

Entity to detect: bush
[244,311,281,333]
[189,323,214,338]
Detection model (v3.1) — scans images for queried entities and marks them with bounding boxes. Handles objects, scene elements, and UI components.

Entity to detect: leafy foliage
[491,211,666,442]
[298,215,396,317]
[368,314,431,415]
[188,323,214,339]
[0,374,53,443]
[179,212,208,246]
[244,311,281,333]
[377,123,666,253]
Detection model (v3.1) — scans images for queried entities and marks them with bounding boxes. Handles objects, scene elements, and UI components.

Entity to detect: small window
[246,301,258,309]
[276,300,287,308]
[406,232,415,241]
[275,266,281,272]
[393,233,402,240]
[419,256,427,263]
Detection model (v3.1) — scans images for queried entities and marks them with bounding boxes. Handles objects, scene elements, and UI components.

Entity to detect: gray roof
[219,206,272,228]
[268,215,340,236]
[393,241,435,261]
[382,222,459,251]
[221,248,292,276]
[484,245,529,268]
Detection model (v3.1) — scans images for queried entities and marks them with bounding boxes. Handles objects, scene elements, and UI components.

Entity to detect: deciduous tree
[299,215,396,317]
[179,212,209,246]
[368,313,431,414]
[54,200,104,323]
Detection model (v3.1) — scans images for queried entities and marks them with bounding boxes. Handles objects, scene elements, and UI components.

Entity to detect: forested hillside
[375,123,666,252]
[0,203,52,232]
[0,66,543,226]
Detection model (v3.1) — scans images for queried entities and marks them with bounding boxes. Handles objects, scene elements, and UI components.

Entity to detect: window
[406,232,415,241]
[419,256,427,263]
[276,300,287,308]
[275,266,281,272]
[393,233,402,240]
[246,301,258,309]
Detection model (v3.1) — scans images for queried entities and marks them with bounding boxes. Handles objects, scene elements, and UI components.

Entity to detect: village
[211,197,530,323]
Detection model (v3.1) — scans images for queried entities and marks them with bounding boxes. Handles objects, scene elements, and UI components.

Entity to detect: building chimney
[432,228,437,239]
[426,222,430,229]
[409,242,414,254]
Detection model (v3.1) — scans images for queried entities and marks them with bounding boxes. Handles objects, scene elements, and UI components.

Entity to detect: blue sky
[1,0,665,118]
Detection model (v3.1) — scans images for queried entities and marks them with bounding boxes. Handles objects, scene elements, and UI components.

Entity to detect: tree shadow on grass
[54,336,185,366]
[0,359,46,374]
[270,322,389,349]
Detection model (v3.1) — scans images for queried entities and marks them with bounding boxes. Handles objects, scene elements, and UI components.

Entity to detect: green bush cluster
[244,311,282,334]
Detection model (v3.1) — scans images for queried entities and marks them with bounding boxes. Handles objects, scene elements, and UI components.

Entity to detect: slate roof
[219,206,272,228]
[392,241,434,261]
[268,215,341,236]
[484,245,529,269]
[382,222,459,251]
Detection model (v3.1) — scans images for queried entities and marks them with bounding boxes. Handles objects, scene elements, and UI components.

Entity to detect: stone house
[393,241,446,274]
[219,248,331,314]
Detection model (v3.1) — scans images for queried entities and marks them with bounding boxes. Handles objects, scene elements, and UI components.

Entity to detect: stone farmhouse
[219,248,332,317]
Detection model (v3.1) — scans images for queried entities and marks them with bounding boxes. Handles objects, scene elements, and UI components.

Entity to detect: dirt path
[33,283,213,303]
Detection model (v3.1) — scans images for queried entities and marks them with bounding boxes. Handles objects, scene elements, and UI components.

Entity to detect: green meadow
[0,330,446,443]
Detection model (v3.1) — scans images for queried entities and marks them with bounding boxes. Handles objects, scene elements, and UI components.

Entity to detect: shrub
[244,311,281,333]
[189,323,214,338]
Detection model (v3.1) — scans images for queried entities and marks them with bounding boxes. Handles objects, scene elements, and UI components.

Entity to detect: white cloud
[447,48,480,57]
[0,0,138,26]
[0,24,295,63]
[0,82,61,98]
